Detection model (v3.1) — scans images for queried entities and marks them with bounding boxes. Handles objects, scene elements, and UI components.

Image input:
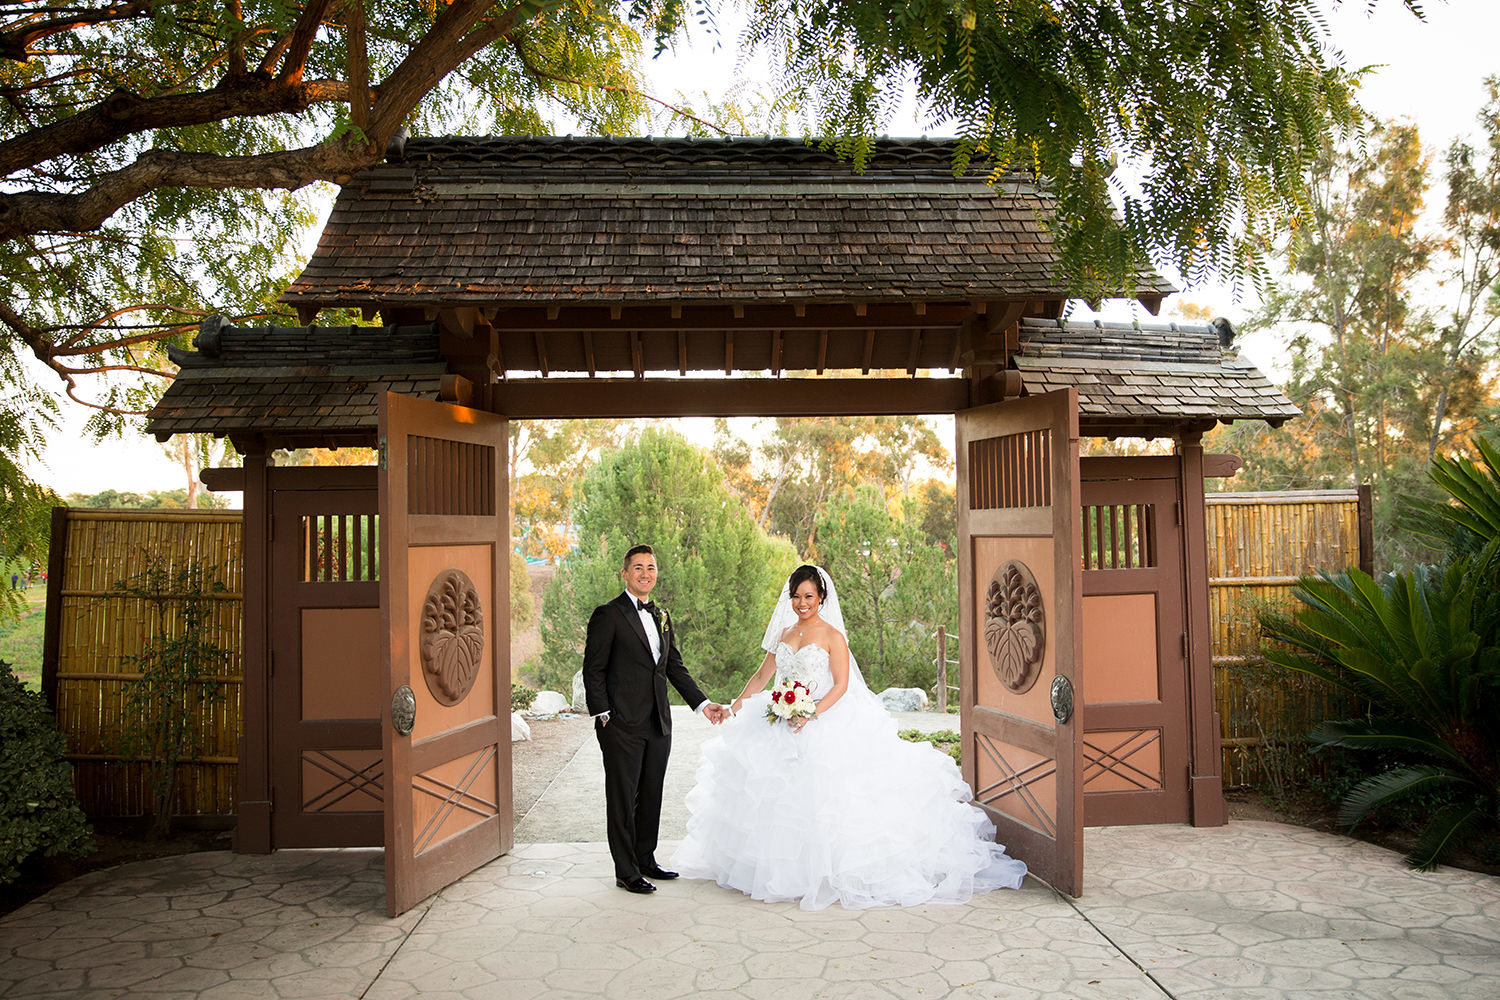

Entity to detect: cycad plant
[1261,437,1500,869]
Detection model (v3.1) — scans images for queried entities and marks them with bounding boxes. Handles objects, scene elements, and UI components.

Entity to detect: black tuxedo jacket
[582,592,707,736]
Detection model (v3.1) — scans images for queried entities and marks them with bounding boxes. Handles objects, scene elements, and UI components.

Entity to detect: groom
[582,544,726,894]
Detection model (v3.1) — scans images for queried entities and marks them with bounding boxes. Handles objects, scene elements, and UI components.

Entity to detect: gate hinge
[1174,501,1183,526]
[379,435,388,470]
[1181,632,1189,658]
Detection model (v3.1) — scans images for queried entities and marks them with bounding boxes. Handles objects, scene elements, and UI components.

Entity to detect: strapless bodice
[774,641,833,695]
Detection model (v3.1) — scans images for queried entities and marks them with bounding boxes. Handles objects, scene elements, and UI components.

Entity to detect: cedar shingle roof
[1017,318,1299,429]
[144,317,445,446]
[283,135,1176,310]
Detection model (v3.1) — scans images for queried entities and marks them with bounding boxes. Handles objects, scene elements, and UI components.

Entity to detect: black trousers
[595,720,672,880]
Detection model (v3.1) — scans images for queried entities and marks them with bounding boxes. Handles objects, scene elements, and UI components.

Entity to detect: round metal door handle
[391,684,416,736]
[1050,675,1074,725]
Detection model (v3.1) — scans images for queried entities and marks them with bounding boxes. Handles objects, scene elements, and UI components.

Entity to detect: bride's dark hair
[787,564,826,600]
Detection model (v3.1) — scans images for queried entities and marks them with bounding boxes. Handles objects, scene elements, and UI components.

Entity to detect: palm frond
[1405,802,1488,871]
[1336,765,1460,830]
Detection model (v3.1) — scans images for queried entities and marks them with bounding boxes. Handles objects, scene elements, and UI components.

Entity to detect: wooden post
[40,506,70,711]
[1177,431,1228,827]
[235,444,273,853]
[1356,483,1375,576]
[935,626,948,713]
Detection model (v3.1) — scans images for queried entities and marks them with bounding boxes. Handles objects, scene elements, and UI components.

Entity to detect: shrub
[511,683,538,712]
[0,659,92,884]
[898,727,961,764]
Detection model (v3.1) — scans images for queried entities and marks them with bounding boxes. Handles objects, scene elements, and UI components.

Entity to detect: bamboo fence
[43,508,243,818]
[1205,489,1369,787]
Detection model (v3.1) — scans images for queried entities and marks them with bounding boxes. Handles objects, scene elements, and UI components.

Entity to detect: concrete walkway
[3,709,1498,999]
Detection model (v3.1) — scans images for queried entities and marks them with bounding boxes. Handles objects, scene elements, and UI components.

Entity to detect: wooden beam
[630,330,643,379]
[678,330,687,375]
[724,330,734,375]
[478,301,975,332]
[771,329,783,376]
[906,329,924,375]
[439,306,477,338]
[817,331,828,374]
[582,331,595,377]
[862,330,875,374]
[533,331,549,377]
[490,378,971,418]
[488,328,502,383]
[1203,453,1243,478]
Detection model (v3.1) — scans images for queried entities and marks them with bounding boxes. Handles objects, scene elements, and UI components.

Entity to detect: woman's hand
[731,698,744,716]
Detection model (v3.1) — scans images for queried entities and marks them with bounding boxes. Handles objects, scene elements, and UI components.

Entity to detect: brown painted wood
[380,392,511,917]
[1177,434,1228,827]
[490,377,971,418]
[1357,483,1375,576]
[1203,453,1244,479]
[1079,474,1190,826]
[235,448,274,853]
[957,389,1084,897]
[40,506,69,711]
[269,488,383,849]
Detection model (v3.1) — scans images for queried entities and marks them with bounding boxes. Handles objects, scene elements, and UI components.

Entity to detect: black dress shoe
[616,876,657,894]
[640,864,679,880]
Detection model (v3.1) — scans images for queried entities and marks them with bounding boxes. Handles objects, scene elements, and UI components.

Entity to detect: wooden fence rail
[42,508,243,819]
[1205,487,1371,787]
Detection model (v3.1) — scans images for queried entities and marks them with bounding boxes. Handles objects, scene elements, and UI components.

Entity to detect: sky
[21,0,1500,500]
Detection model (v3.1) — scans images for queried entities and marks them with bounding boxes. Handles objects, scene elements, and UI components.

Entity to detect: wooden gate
[1078,459,1189,826]
[380,392,512,917]
[269,477,383,847]
[956,390,1084,897]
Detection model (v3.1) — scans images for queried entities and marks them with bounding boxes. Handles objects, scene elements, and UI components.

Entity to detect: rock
[571,670,589,713]
[528,690,570,715]
[878,687,929,712]
[511,712,531,742]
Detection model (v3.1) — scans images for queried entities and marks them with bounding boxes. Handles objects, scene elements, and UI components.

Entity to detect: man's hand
[703,703,729,724]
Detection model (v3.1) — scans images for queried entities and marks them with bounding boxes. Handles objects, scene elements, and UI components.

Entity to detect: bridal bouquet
[766,679,817,726]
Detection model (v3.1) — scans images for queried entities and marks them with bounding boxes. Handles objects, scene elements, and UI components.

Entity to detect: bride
[672,564,1027,910]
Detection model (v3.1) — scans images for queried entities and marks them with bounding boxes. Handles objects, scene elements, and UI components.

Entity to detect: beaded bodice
[774,641,833,696]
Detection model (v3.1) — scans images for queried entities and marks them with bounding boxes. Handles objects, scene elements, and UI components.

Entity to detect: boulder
[878,687,929,713]
[571,670,589,713]
[511,712,531,742]
[528,690,571,715]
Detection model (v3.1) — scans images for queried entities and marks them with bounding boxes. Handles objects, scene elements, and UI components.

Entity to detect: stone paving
[3,707,1498,998]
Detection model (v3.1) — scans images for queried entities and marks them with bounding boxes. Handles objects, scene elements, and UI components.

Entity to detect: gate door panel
[957,390,1084,897]
[270,483,383,848]
[380,392,511,917]
[1079,468,1189,826]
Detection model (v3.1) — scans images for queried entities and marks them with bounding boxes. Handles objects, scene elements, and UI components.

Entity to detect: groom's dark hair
[622,544,655,569]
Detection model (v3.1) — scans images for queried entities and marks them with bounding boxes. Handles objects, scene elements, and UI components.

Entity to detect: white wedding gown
[672,641,1027,910]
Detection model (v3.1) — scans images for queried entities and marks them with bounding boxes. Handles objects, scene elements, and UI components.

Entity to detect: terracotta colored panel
[405,543,495,742]
[1082,729,1164,793]
[1081,593,1159,704]
[972,534,1056,728]
[973,734,1056,835]
[301,748,383,811]
[410,749,499,855]
[301,608,382,719]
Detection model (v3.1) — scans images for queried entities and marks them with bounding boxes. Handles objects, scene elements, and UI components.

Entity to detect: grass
[0,587,46,692]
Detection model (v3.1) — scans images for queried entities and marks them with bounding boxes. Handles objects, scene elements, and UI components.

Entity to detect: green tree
[814,485,956,694]
[0,1,1419,588]
[536,428,796,696]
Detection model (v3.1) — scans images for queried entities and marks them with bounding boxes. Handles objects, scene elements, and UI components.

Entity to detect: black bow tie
[637,600,659,616]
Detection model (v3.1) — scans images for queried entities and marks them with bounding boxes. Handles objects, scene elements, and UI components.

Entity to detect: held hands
[702,703,730,725]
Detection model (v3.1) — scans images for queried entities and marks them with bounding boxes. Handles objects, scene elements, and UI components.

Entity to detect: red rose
[772,690,782,702]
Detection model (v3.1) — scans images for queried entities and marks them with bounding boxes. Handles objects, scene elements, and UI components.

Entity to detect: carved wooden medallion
[983,560,1046,694]
[420,569,485,706]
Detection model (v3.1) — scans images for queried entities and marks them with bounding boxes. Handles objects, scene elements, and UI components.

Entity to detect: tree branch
[275,0,334,84]
[0,1,179,61]
[0,139,363,241]
[0,74,345,177]
[507,37,735,137]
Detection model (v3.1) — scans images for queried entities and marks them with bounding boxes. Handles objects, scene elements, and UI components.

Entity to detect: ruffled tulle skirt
[672,689,1027,910]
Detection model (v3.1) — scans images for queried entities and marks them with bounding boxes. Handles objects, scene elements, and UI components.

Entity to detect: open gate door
[379,392,512,916]
[957,389,1084,896]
